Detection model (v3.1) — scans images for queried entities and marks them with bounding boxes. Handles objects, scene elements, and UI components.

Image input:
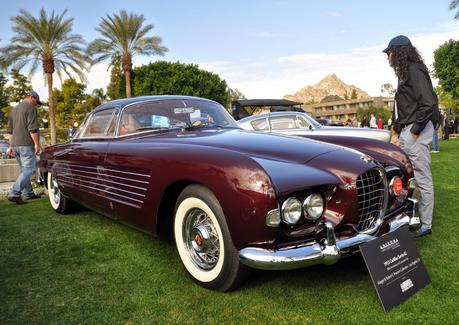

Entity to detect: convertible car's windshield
[119,99,238,135]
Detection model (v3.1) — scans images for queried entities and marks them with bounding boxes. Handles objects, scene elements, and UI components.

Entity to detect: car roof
[94,95,218,112]
[238,111,309,122]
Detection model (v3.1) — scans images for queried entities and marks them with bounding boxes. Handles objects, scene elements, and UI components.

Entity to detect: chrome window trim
[115,98,235,137]
[78,106,121,139]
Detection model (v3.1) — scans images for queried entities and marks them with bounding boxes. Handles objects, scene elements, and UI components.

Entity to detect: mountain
[284,74,370,104]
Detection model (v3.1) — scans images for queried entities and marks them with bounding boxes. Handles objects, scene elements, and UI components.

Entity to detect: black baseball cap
[382,35,412,53]
[26,90,42,105]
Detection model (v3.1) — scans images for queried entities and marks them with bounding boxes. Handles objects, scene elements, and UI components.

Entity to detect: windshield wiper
[135,126,171,132]
[184,122,227,131]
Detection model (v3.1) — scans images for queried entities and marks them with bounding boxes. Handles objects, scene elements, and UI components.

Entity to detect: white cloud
[25,22,459,102]
[201,22,459,99]
[27,63,111,103]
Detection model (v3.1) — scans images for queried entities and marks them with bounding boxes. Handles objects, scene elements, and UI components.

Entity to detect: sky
[1,0,458,101]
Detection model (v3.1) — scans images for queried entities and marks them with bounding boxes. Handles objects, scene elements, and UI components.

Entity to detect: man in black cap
[383,35,439,237]
[7,90,43,204]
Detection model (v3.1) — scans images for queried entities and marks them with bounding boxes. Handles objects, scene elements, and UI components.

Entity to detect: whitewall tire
[173,184,247,291]
[47,172,72,214]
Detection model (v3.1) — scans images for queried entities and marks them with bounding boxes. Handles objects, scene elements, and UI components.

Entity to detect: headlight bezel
[281,197,302,226]
[303,193,325,221]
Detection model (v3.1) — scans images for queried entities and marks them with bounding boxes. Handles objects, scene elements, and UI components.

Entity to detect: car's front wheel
[47,172,73,214]
[174,184,247,291]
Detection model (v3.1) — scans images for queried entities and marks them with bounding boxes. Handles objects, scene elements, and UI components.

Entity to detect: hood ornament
[360,155,372,163]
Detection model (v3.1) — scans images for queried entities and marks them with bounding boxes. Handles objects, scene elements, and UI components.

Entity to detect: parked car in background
[238,111,391,142]
[38,96,418,291]
[316,118,333,126]
[0,139,10,159]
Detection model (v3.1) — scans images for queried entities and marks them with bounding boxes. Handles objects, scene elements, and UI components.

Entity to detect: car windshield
[119,99,239,135]
[300,113,323,128]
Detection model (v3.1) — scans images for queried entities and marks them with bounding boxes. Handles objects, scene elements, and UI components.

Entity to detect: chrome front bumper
[239,198,419,270]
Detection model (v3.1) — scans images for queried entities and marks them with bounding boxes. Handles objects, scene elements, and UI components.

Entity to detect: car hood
[129,128,374,195]
[311,126,390,141]
[134,128,344,164]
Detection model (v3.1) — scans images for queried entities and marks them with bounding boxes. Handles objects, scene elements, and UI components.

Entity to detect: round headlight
[303,194,324,221]
[281,198,302,225]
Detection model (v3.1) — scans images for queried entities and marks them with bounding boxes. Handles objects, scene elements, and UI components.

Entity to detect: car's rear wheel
[173,184,247,291]
[47,172,73,214]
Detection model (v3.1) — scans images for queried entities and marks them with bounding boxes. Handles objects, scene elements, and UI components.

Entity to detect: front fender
[300,135,414,177]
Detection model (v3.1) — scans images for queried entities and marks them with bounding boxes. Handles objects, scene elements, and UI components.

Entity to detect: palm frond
[0,8,89,81]
[450,0,459,19]
[88,10,167,65]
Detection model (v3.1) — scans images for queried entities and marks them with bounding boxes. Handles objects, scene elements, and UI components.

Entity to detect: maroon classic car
[38,95,420,291]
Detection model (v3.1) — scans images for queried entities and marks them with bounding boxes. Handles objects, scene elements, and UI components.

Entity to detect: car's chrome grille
[356,169,385,232]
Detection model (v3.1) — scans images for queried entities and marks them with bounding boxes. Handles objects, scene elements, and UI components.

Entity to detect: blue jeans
[10,146,36,198]
[431,127,439,151]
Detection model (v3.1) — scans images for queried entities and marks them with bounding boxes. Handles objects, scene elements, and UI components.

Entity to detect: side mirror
[309,125,313,130]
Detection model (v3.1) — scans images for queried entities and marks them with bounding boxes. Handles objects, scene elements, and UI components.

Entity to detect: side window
[251,118,269,130]
[81,109,115,138]
[270,116,297,129]
[296,116,311,129]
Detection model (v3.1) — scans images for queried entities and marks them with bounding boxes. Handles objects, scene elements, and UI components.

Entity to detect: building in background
[303,96,394,122]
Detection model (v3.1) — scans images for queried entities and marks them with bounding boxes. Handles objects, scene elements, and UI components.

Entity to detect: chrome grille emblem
[356,169,386,232]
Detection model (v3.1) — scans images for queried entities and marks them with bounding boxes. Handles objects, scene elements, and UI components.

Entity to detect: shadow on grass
[241,253,369,291]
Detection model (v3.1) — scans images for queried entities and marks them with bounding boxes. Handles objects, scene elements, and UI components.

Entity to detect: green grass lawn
[1,140,458,324]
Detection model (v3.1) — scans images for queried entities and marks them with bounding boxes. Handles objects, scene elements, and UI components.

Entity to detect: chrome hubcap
[183,208,219,270]
[50,176,60,205]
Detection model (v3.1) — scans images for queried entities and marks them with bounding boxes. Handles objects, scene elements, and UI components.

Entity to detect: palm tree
[92,88,107,103]
[88,10,168,98]
[450,0,459,19]
[0,9,89,145]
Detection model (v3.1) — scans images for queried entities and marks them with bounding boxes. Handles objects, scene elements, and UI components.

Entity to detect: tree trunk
[125,70,132,98]
[122,54,132,98]
[47,73,57,145]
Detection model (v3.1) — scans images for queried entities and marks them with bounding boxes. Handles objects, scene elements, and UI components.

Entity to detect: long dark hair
[391,45,425,81]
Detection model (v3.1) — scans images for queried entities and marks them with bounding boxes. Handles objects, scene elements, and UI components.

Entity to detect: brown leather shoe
[7,196,26,205]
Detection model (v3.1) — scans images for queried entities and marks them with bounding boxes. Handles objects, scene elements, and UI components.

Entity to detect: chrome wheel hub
[184,208,220,270]
[50,176,60,204]
[191,225,210,252]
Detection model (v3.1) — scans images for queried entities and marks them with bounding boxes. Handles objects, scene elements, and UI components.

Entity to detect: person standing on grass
[384,35,439,237]
[443,111,450,140]
[7,90,43,204]
[431,120,440,153]
[369,113,377,128]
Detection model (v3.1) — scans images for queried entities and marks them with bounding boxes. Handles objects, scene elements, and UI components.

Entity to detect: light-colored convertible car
[238,111,391,142]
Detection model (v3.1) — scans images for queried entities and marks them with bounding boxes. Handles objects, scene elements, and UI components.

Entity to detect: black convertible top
[231,99,304,120]
[233,99,302,107]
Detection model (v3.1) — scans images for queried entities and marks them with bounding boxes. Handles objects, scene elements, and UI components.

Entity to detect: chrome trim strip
[384,166,400,173]
[64,163,151,178]
[54,166,149,184]
[102,167,151,178]
[54,168,148,191]
[239,200,417,270]
[58,175,146,197]
[59,179,144,204]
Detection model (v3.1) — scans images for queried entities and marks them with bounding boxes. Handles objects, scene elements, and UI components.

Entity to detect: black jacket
[393,63,439,135]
